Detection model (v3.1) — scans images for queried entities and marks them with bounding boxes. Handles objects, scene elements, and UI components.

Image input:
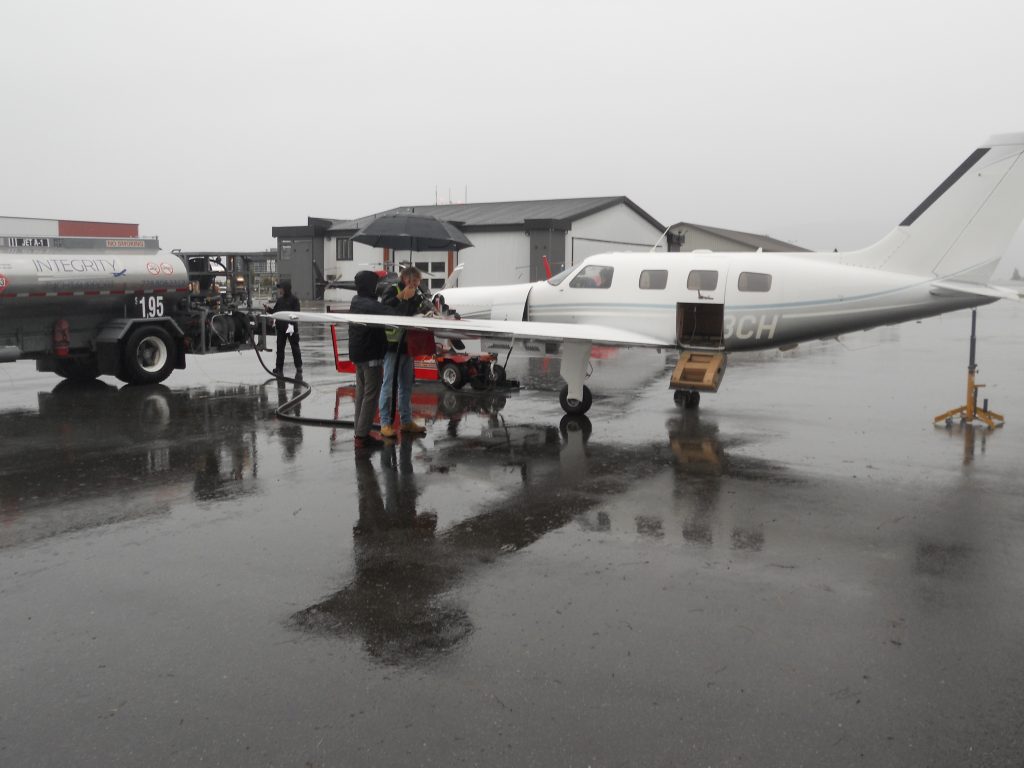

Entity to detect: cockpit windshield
[547,267,574,286]
[569,265,613,289]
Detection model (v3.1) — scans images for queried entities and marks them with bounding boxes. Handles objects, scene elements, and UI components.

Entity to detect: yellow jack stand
[934,309,1004,429]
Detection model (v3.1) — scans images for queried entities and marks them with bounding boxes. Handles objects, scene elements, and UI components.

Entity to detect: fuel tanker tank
[0,235,193,384]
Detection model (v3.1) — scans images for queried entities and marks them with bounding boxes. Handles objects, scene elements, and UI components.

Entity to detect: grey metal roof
[670,221,809,252]
[325,197,664,234]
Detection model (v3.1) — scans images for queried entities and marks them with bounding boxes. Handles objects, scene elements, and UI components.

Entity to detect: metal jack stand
[934,308,1004,429]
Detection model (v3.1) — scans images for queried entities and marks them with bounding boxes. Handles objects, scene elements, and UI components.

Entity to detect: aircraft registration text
[723,314,779,341]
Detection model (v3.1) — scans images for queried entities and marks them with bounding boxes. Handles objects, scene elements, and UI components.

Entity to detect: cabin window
[687,269,718,291]
[737,272,772,292]
[639,270,668,290]
[570,265,614,289]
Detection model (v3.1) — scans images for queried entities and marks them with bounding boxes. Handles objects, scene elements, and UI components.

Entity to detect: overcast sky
[3,0,1024,271]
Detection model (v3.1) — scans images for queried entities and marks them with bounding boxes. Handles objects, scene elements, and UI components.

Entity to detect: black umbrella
[351,213,473,252]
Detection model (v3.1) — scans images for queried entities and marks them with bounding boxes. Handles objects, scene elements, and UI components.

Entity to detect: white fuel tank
[0,237,186,308]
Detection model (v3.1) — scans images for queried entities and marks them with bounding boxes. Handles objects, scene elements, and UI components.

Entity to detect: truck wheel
[440,362,464,390]
[490,364,507,386]
[54,356,100,382]
[122,325,177,385]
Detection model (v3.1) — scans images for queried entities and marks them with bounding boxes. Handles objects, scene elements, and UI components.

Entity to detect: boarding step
[670,350,727,393]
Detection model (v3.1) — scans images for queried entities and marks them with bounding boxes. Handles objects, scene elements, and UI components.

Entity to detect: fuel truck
[0,235,267,384]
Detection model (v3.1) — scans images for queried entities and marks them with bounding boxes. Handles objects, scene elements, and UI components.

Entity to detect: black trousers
[275,326,302,371]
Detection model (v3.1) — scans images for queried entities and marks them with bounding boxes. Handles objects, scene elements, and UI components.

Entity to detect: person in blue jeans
[378,266,432,438]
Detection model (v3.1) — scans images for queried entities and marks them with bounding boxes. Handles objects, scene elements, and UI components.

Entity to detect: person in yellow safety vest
[377,266,432,438]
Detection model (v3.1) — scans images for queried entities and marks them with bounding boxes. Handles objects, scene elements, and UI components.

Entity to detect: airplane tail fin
[844,134,1024,282]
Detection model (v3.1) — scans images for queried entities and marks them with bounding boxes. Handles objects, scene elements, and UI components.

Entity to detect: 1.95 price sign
[135,294,165,318]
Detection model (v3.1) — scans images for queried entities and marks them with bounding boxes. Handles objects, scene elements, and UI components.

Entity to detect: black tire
[559,414,593,442]
[119,384,174,436]
[490,363,507,386]
[440,361,464,390]
[559,384,592,415]
[121,325,177,385]
[685,391,701,410]
[440,390,460,414]
[673,389,686,406]
[53,356,100,382]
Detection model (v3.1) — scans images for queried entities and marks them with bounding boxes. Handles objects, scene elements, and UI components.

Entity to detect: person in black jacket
[348,271,400,448]
[266,280,302,378]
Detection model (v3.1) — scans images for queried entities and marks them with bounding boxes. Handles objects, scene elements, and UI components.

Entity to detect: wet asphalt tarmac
[2,302,1024,767]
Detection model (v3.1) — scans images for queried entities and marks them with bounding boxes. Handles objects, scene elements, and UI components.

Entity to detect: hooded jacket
[348,271,398,363]
[268,281,301,334]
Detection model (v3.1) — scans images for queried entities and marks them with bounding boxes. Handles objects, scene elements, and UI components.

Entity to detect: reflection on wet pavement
[0,379,268,547]
[290,400,796,667]
[3,302,1024,766]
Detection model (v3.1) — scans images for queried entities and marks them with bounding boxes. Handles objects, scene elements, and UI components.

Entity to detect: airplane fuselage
[437,250,991,352]
[279,133,1024,417]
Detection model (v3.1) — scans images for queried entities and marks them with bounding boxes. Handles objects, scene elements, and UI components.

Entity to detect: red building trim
[58,220,139,238]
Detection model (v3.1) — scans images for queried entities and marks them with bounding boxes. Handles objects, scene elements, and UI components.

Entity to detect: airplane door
[676,257,729,348]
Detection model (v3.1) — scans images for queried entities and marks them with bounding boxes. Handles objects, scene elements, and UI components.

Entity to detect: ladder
[670,349,727,393]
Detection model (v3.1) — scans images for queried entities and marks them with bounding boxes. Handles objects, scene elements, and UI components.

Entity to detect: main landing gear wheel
[674,390,700,409]
[559,384,592,415]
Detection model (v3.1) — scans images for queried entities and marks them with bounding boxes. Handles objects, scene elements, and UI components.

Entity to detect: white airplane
[277,133,1024,416]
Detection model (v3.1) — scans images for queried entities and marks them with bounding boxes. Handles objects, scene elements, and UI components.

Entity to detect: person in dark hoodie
[266,279,303,378]
[348,271,402,449]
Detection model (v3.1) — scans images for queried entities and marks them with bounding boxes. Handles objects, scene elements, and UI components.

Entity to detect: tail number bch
[723,314,778,341]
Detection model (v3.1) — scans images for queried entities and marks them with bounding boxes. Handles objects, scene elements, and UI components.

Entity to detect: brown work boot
[379,424,397,439]
[400,421,426,434]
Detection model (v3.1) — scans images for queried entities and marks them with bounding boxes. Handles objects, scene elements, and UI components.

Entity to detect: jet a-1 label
[723,314,779,341]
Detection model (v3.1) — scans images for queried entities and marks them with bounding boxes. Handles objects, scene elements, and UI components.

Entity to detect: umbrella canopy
[351,213,473,252]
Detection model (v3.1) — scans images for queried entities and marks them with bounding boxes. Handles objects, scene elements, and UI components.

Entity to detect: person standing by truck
[266,280,302,378]
[348,271,401,449]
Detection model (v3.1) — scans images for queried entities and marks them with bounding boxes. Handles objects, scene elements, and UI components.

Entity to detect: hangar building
[272,197,668,299]
[271,201,809,300]
[668,221,808,253]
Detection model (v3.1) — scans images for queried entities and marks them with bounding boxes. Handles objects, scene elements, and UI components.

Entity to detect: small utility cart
[329,326,507,391]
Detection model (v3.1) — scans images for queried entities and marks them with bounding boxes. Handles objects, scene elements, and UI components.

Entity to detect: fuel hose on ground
[250,316,394,430]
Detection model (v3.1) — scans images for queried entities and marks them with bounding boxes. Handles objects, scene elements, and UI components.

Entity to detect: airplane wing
[930,280,1022,301]
[272,311,670,348]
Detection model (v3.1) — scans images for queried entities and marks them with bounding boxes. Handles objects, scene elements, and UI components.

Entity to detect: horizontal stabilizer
[929,279,1022,301]
[273,311,670,348]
